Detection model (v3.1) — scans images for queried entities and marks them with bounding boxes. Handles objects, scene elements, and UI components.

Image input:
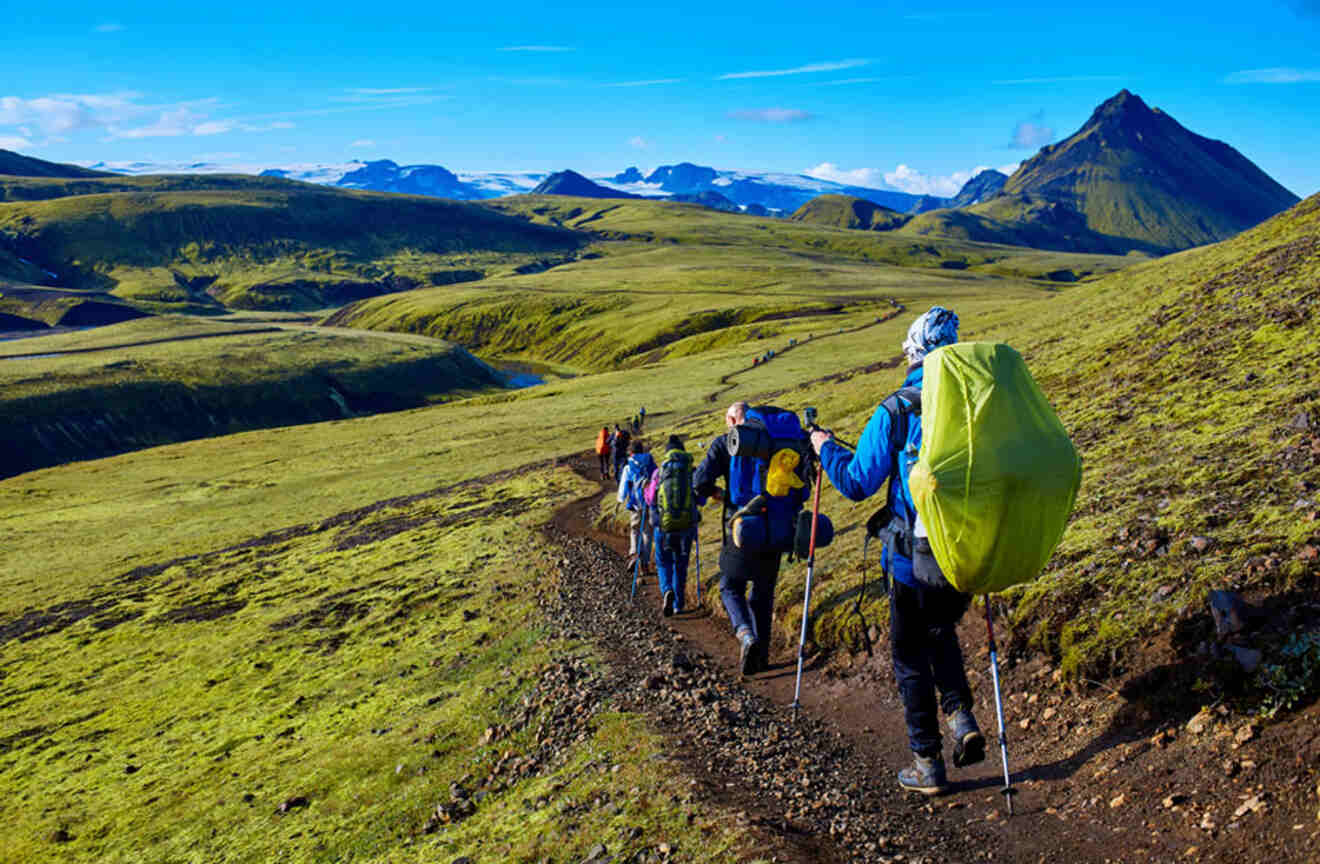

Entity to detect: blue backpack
[724,406,810,554]
[626,452,656,510]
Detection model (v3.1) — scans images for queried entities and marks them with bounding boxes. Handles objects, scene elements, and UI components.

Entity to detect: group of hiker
[593,408,646,480]
[590,306,1080,800]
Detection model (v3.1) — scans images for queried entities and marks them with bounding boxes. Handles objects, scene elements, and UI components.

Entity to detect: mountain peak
[1086,89,1157,130]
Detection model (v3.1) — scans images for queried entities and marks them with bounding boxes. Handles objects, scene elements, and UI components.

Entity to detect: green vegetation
[0,175,581,311]
[0,316,506,478]
[789,194,909,231]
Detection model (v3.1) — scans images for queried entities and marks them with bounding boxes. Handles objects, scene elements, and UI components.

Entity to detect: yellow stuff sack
[907,342,1081,595]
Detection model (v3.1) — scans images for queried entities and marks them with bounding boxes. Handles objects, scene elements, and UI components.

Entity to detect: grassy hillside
[327,195,1131,370]
[0,177,582,311]
[3,193,1318,860]
[0,316,506,477]
[789,194,910,231]
[0,148,108,179]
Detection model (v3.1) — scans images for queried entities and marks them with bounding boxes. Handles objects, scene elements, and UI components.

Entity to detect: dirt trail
[546,453,1320,863]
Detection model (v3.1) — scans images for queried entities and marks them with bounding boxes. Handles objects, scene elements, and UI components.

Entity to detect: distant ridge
[790,195,909,231]
[0,149,109,179]
[949,170,1008,208]
[532,170,640,199]
[1002,89,1300,250]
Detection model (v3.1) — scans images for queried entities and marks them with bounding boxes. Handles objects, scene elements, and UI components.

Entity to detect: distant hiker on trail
[631,415,641,434]
[810,306,985,797]
[595,426,612,478]
[617,440,658,572]
[644,434,698,617]
[612,425,631,483]
[694,401,811,676]
[638,406,646,429]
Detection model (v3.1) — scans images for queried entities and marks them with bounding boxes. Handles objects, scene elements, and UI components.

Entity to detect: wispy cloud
[1225,67,1320,84]
[0,134,32,150]
[718,59,868,80]
[993,75,1123,85]
[628,136,652,150]
[806,162,882,186]
[345,87,431,96]
[0,91,306,143]
[603,79,683,88]
[500,45,573,52]
[350,139,376,149]
[728,107,813,123]
[1009,115,1054,149]
[94,22,124,33]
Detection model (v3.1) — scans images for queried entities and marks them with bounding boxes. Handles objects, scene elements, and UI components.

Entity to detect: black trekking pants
[598,452,610,477]
[718,543,781,666]
[890,577,974,757]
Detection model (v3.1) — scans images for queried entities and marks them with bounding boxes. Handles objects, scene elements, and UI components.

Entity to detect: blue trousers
[653,529,692,610]
[890,577,974,756]
[718,543,781,665]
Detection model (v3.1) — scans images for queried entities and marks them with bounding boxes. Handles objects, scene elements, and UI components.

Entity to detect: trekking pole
[790,464,825,722]
[984,594,1018,816]
[694,533,702,600]
[630,508,646,602]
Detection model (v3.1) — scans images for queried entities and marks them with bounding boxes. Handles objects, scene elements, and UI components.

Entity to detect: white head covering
[902,306,960,365]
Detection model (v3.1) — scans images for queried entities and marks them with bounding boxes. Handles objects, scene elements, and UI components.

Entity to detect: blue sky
[3,0,1319,196]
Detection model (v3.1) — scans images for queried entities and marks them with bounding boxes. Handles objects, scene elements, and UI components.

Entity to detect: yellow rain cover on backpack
[907,342,1081,595]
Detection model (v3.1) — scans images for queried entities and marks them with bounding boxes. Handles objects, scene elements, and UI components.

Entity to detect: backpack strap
[868,385,923,560]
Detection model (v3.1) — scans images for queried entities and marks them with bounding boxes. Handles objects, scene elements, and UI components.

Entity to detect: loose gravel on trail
[539,523,990,864]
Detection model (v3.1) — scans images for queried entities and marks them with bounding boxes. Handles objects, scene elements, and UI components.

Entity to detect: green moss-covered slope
[789,194,911,231]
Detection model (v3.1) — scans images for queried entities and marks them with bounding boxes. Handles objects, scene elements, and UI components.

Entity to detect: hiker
[639,406,646,429]
[612,424,631,483]
[644,434,698,616]
[810,306,985,796]
[694,401,810,676]
[617,439,657,570]
[595,426,612,478]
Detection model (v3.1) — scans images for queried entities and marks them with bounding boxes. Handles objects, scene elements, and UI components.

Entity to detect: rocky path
[542,454,1320,863]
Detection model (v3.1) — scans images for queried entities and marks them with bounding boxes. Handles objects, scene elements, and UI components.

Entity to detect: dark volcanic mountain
[1001,89,1300,250]
[335,160,472,198]
[949,170,1008,207]
[611,166,645,184]
[533,170,640,199]
[645,162,720,191]
[0,149,109,179]
[907,194,951,214]
[669,190,740,212]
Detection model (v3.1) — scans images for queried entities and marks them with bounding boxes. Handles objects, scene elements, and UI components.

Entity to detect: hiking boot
[897,753,948,796]
[948,708,985,768]
[662,590,675,617]
[737,629,758,677]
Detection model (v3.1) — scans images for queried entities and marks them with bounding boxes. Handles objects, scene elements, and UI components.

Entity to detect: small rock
[671,653,693,672]
[1233,793,1270,818]
[1188,536,1212,553]
[1200,811,1217,831]
[1042,707,1057,721]
[644,674,665,691]
[49,828,73,843]
[1186,710,1214,735]
[658,842,671,855]
[1018,718,1031,730]
[1209,591,1248,640]
[278,796,309,814]
[1223,759,1240,778]
[452,858,473,864]
[1110,794,1126,808]
[1289,411,1312,432]
[1233,723,1258,748]
[584,843,608,862]
[1164,794,1188,809]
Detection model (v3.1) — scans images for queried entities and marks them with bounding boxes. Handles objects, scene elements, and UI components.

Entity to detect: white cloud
[500,45,573,52]
[992,75,1123,85]
[806,162,882,186]
[603,79,682,87]
[628,136,651,150]
[728,107,812,123]
[111,107,202,139]
[1009,119,1054,149]
[0,134,32,150]
[882,164,993,197]
[1225,67,1320,84]
[998,161,1022,176]
[0,92,304,142]
[718,59,868,80]
[94,22,124,33]
[350,139,376,149]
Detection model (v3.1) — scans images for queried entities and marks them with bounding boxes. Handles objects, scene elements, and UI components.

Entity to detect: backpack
[724,406,810,553]
[595,428,611,454]
[866,384,923,563]
[656,449,695,533]
[908,343,1081,595]
[614,430,631,455]
[625,452,656,511]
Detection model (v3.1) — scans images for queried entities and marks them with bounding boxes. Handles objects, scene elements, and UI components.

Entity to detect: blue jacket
[617,452,658,511]
[818,365,924,587]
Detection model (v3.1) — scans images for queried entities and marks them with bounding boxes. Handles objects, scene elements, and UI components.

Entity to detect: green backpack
[908,342,1082,595]
[656,449,695,533]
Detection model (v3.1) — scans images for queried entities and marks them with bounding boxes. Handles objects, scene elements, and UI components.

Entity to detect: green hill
[0,176,582,310]
[789,194,910,231]
[0,148,109,179]
[1001,89,1300,252]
